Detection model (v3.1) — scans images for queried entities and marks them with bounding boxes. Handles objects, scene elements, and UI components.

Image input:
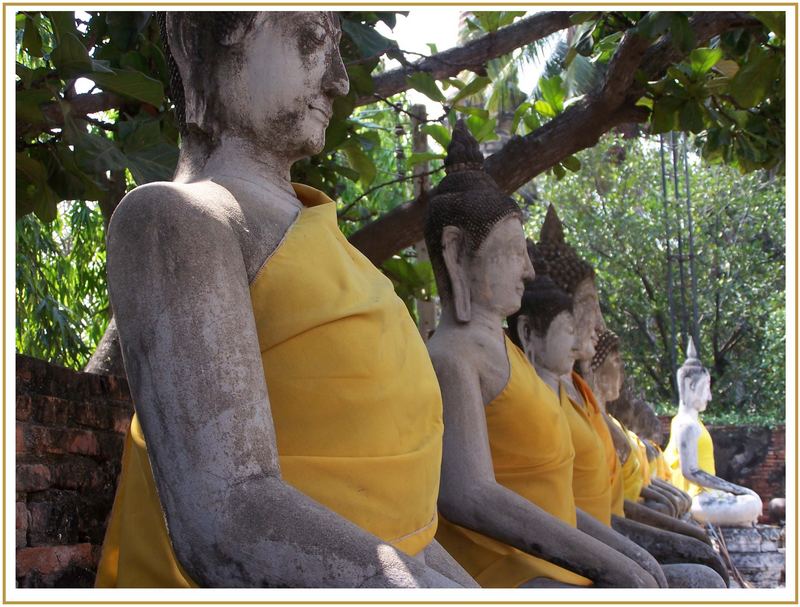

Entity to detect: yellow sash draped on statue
[607,416,643,502]
[654,444,672,482]
[664,418,715,496]
[572,373,624,517]
[630,431,652,488]
[96,183,444,587]
[436,337,591,587]
[560,385,612,526]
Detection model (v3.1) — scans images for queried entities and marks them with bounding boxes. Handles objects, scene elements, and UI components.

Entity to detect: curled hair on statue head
[529,204,595,295]
[507,274,573,349]
[425,119,522,303]
[591,328,620,371]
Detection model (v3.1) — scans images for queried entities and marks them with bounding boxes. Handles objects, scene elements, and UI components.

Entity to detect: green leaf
[89,69,164,106]
[50,32,93,78]
[651,95,683,133]
[754,11,785,40]
[17,89,56,126]
[562,155,581,172]
[552,163,566,180]
[669,13,695,53]
[406,72,445,103]
[679,100,705,134]
[408,151,445,166]
[48,11,78,43]
[689,47,723,76]
[346,63,375,96]
[511,101,532,135]
[22,16,43,57]
[342,140,376,186]
[729,48,781,108]
[534,99,557,118]
[453,105,489,120]
[539,75,564,113]
[635,12,672,39]
[420,124,451,148]
[465,115,496,142]
[570,12,599,25]
[341,18,395,58]
[449,76,491,106]
[17,153,60,222]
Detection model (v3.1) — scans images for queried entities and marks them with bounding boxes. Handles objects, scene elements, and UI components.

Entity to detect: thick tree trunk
[84,317,126,376]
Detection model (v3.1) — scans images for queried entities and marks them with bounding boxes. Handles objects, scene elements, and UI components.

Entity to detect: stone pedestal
[718,525,785,588]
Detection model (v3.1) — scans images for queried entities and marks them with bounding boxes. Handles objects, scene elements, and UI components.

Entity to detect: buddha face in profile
[168,11,349,160]
[572,278,602,362]
[682,371,712,413]
[533,310,578,377]
[594,349,624,403]
[465,217,533,318]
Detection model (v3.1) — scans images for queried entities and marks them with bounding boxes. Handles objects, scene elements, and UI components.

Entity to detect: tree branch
[25,92,124,137]
[356,11,573,107]
[349,11,759,265]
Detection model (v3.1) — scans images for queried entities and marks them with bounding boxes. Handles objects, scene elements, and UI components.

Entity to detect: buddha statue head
[529,205,601,363]
[508,274,576,377]
[425,120,532,323]
[157,11,349,170]
[590,328,623,403]
[677,337,712,413]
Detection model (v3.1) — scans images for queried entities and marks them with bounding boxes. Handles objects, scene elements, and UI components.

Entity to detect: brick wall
[658,416,786,515]
[16,355,132,588]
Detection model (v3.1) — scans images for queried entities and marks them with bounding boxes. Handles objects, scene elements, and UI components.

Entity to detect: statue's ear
[516,315,534,362]
[442,225,471,323]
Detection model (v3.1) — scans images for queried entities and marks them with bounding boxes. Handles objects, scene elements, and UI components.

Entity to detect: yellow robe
[96,184,444,587]
[560,385,612,526]
[436,337,591,587]
[654,444,672,482]
[572,373,624,518]
[664,417,716,497]
[631,432,652,489]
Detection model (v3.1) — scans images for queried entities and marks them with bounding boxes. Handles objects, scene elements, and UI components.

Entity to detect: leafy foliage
[524,133,785,426]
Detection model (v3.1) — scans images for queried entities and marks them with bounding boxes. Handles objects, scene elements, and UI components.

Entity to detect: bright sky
[376,9,542,116]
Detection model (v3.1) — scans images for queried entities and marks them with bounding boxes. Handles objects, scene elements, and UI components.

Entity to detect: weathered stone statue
[592,331,708,542]
[528,209,727,587]
[426,121,662,588]
[95,12,473,588]
[664,339,763,527]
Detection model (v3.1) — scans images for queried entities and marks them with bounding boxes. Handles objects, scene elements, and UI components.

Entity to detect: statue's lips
[309,104,331,121]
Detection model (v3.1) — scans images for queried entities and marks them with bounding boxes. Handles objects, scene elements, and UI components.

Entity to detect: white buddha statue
[664,338,762,526]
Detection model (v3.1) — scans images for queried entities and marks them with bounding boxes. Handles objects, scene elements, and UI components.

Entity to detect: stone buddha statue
[514,277,726,588]
[95,12,473,588]
[425,120,662,588]
[528,210,727,587]
[664,339,763,526]
[592,331,702,534]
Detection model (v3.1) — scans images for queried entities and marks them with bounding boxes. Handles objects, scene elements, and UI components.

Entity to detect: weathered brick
[16,461,52,492]
[16,423,24,454]
[27,489,114,546]
[16,393,32,421]
[16,543,93,578]
[16,502,29,548]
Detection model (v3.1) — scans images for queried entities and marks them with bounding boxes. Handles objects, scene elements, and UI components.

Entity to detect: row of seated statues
[94,12,762,589]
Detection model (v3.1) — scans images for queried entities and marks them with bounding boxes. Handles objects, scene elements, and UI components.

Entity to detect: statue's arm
[575,510,666,588]
[650,478,692,514]
[640,485,678,516]
[676,423,755,496]
[603,414,631,463]
[432,354,657,588]
[622,500,711,545]
[106,187,459,588]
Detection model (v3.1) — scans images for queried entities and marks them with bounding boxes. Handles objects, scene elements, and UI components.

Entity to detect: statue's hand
[596,558,659,589]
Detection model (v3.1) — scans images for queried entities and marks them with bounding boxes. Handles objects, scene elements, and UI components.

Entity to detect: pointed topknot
[540,204,565,244]
[444,119,484,174]
[686,336,699,361]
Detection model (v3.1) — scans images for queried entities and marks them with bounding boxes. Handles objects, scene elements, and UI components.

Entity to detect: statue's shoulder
[109,180,240,244]
[427,328,483,379]
[673,414,701,438]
